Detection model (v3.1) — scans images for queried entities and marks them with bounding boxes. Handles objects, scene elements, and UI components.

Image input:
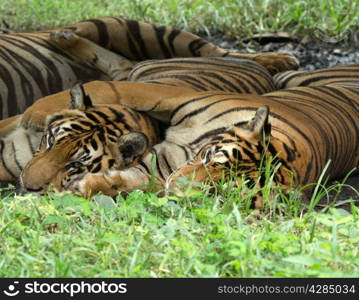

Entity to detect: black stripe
[170,92,232,120]
[85,19,109,48]
[12,141,22,172]
[90,163,101,173]
[162,153,173,174]
[205,106,258,124]
[282,142,296,162]
[172,97,239,126]
[126,19,149,59]
[70,124,83,131]
[177,144,190,161]
[90,139,98,151]
[232,148,242,160]
[188,38,209,56]
[139,161,151,174]
[189,127,226,146]
[48,114,65,126]
[154,25,171,58]
[151,149,165,180]
[108,107,125,122]
[300,73,359,87]
[167,28,181,56]
[25,133,36,155]
[0,63,16,117]
[0,140,16,178]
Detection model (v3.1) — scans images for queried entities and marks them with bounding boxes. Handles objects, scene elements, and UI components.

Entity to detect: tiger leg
[0,124,43,182]
[227,53,299,75]
[50,30,136,81]
[0,115,24,182]
[56,167,160,198]
[63,17,298,75]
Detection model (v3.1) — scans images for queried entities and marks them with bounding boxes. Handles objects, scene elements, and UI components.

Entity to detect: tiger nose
[23,185,44,192]
[20,173,48,192]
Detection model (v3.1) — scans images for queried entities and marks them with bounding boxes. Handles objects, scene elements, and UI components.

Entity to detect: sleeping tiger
[1,56,276,183]
[0,16,298,122]
[19,65,359,204]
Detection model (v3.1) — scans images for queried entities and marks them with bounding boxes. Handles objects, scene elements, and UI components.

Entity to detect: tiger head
[165,106,277,195]
[20,83,158,192]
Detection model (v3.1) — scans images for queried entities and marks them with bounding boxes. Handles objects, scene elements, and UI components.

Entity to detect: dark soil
[214,35,359,71]
[212,36,359,205]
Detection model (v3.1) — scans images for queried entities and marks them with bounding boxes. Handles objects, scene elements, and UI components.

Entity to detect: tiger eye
[72,161,83,168]
[65,161,83,170]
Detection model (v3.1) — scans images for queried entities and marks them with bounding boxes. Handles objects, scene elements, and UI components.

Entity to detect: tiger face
[20,83,158,192]
[165,106,275,191]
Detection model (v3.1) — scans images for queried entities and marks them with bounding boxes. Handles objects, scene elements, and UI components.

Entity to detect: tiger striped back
[274,64,359,89]
[128,57,275,94]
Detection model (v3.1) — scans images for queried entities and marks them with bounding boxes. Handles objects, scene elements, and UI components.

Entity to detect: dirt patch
[213,35,359,71]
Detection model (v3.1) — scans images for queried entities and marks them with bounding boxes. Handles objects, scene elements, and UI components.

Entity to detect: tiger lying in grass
[1,56,276,183]
[0,16,299,184]
[18,64,359,206]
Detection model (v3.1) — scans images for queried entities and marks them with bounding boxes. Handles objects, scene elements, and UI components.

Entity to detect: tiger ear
[69,82,93,110]
[240,106,270,144]
[118,132,149,168]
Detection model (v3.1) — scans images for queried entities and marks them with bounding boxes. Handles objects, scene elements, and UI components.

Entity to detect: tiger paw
[229,52,299,75]
[251,52,299,75]
[50,30,80,49]
[66,172,119,199]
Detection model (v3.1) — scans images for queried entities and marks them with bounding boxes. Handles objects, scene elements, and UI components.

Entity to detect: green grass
[0,0,358,41]
[0,178,358,277]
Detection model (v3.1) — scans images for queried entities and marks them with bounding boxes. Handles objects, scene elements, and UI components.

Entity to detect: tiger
[1,56,277,183]
[19,65,359,203]
[0,16,298,122]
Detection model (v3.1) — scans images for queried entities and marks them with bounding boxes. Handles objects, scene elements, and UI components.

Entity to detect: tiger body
[19,70,359,199]
[4,56,275,183]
